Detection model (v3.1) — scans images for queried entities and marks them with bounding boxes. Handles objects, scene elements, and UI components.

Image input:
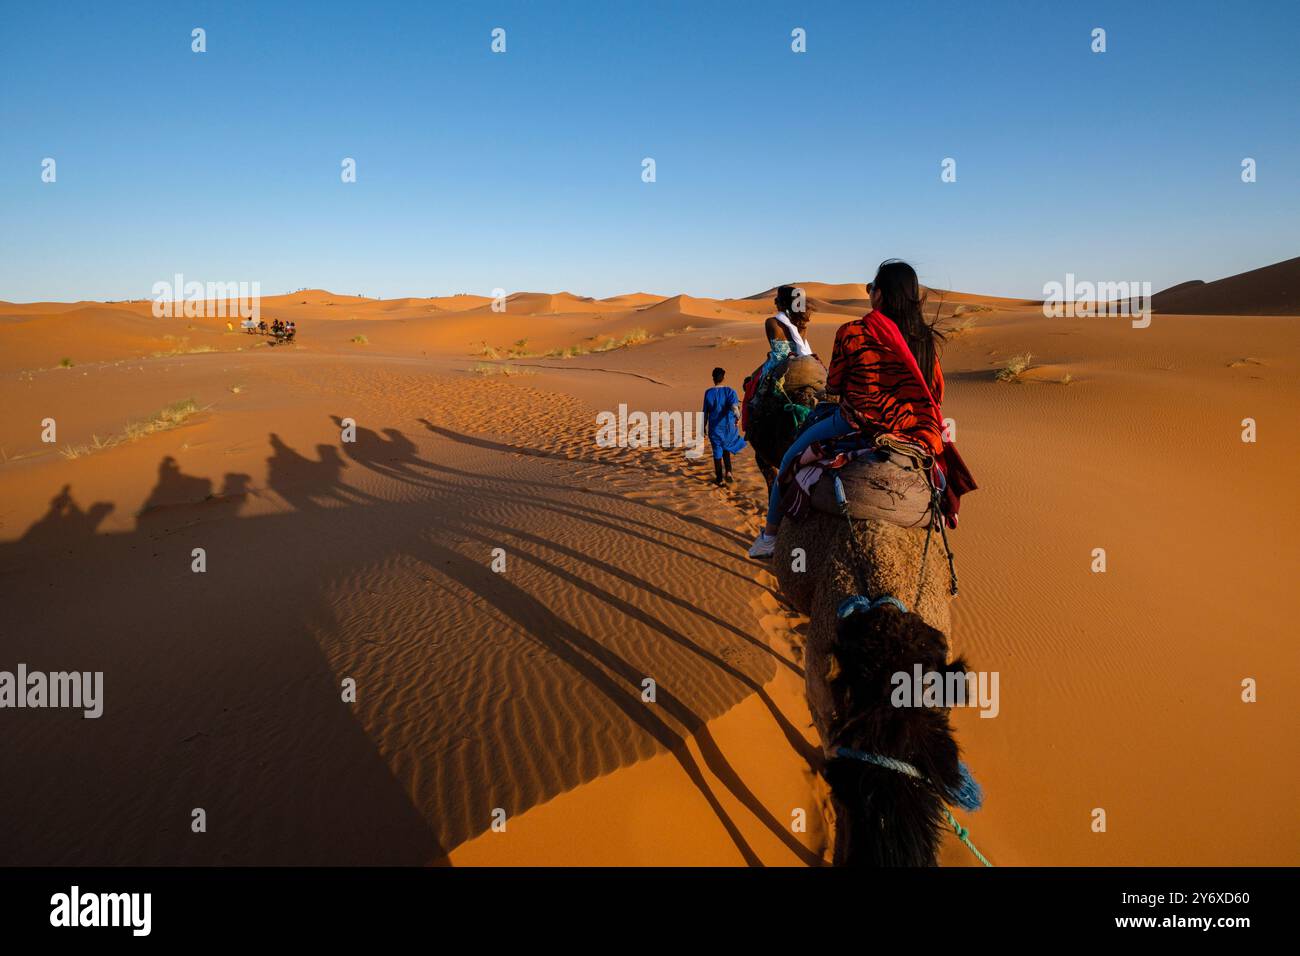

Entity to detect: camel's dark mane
[826,603,969,866]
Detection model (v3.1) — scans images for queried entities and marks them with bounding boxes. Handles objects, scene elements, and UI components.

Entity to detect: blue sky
[1,0,1297,301]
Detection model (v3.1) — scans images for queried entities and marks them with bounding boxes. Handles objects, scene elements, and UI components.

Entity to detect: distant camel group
[239,318,296,344]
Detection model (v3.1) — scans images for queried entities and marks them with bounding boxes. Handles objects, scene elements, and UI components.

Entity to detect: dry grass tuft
[945,315,980,337]
[60,399,204,460]
[489,327,656,361]
[544,343,589,358]
[995,353,1033,383]
[149,335,220,358]
[619,327,650,347]
[470,363,535,377]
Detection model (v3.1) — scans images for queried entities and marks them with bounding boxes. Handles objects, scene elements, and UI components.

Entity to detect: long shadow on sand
[0,423,818,866]
[0,448,444,866]
[418,419,751,546]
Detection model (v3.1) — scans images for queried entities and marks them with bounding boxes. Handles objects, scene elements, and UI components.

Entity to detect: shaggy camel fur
[822,602,970,865]
[774,509,953,741]
[773,506,971,865]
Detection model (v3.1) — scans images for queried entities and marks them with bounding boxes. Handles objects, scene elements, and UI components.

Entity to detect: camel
[745,338,978,864]
[821,597,972,865]
[744,354,827,493]
[773,482,972,866]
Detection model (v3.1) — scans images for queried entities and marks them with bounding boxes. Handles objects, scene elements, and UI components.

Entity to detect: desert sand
[1,271,1296,865]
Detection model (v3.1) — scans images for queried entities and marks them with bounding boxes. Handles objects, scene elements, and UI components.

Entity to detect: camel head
[823,597,971,866]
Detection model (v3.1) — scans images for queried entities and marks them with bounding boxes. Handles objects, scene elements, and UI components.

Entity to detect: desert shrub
[60,398,203,459]
[995,353,1033,383]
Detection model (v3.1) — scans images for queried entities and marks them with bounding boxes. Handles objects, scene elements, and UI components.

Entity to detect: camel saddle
[810,438,934,528]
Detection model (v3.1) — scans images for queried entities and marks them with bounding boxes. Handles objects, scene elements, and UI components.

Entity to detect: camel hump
[781,354,827,391]
[811,450,933,528]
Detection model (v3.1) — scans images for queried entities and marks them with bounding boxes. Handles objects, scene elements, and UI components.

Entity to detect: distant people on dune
[259,319,296,345]
[241,317,295,343]
[702,367,745,485]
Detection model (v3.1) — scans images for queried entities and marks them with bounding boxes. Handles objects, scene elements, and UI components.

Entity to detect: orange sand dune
[0,305,235,373]
[923,288,1042,308]
[428,294,497,312]
[1,282,1295,866]
[736,282,1040,320]
[634,293,754,324]
[0,299,124,316]
[265,289,373,307]
[744,281,871,303]
[1153,255,1300,315]
[601,292,667,308]
[495,291,606,314]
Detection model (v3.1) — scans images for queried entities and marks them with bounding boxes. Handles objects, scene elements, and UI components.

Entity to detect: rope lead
[943,807,992,867]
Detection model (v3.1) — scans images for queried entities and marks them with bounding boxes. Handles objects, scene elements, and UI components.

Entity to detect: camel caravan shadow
[0,422,818,866]
[749,363,984,866]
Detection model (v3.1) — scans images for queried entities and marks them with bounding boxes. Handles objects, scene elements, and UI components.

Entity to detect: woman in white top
[754,285,814,399]
[763,285,813,366]
[744,285,816,488]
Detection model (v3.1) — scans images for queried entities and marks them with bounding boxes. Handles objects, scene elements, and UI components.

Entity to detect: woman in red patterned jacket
[748,260,948,558]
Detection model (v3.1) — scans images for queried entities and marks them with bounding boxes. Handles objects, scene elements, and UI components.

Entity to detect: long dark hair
[774,284,811,334]
[871,260,943,393]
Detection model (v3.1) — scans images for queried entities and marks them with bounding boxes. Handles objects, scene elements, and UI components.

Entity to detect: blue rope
[834,746,921,778]
[833,747,992,865]
[831,587,990,863]
[949,761,984,812]
[837,594,909,619]
[833,473,849,509]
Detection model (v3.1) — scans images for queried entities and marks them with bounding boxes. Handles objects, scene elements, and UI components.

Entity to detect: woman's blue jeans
[765,406,853,529]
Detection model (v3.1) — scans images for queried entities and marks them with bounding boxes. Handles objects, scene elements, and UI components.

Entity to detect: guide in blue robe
[703,385,746,459]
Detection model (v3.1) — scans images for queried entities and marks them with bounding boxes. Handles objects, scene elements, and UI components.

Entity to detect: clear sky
[2,0,1297,302]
